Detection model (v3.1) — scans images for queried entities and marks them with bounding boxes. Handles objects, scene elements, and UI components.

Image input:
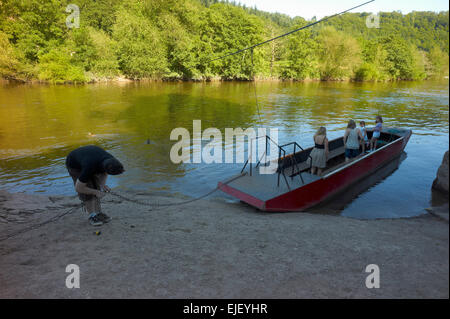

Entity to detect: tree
[112,2,168,78]
[88,28,120,77]
[316,27,361,80]
[281,21,318,80]
[0,31,22,79]
[355,40,391,81]
[378,35,422,80]
[0,0,66,62]
[199,3,264,79]
[0,1,448,82]
[37,48,86,83]
[76,0,122,34]
[427,46,450,78]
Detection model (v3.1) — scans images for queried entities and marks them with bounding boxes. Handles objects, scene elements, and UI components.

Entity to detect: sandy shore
[0,189,448,298]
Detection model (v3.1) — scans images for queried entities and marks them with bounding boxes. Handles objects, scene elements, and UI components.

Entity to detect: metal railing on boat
[240,135,313,190]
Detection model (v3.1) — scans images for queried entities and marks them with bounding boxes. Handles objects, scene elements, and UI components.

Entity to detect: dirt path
[0,190,448,298]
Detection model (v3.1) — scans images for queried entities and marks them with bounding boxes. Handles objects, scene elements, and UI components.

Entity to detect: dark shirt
[66,145,114,183]
[314,143,325,149]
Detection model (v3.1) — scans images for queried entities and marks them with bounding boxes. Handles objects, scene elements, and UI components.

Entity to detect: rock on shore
[432,150,449,194]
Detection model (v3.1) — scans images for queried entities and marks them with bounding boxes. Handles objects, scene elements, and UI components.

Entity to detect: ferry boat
[218,127,412,212]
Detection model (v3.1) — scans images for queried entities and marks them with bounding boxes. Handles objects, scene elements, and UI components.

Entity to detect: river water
[0,80,448,219]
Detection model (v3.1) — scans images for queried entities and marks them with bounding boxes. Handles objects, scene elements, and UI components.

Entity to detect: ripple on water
[0,80,448,219]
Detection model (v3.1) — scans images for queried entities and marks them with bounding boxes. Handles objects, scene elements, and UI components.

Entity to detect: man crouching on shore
[66,145,124,226]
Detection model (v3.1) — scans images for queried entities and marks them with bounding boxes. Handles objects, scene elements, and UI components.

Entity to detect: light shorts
[67,166,100,202]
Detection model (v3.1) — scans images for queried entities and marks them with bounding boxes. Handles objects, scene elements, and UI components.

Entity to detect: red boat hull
[219,129,412,212]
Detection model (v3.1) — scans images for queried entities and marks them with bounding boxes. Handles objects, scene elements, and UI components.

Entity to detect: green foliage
[38,49,86,83]
[65,27,120,78]
[66,27,98,71]
[316,27,361,80]
[76,0,122,33]
[378,36,421,80]
[200,3,265,80]
[0,0,67,62]
[112,1,168,78]
[427,46,450,78]
[0,0,448,82]
[411,49,427,80]
[0,31,21,79]
[355,63,381,81]
[88,28,120,77]
[280,22,318,79]
[157,0,204,79]
[322,11,449,54]
[358,40,391,81]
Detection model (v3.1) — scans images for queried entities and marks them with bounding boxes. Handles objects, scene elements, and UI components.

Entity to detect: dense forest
[0,0,448,83]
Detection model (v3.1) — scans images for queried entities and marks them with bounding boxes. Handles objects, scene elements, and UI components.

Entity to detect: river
[0,80,448,219]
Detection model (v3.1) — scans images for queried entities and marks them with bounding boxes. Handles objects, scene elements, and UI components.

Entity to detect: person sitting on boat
[66,145,125,226]
[344,119,363,162]
[359,121,369,153]
[310,127,329,176]
[369,115,383,152]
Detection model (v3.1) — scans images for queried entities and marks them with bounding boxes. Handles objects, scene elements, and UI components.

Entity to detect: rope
[0,185,217,242]
[108,173,246,208]
[1,1,369,241]
[250,48,263,126]
[205,0,375,63]
[0,173,246,242]
[0,205,80,242]
[108,187,217,208]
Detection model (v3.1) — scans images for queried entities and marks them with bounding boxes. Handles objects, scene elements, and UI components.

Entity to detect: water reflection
[0,80,448,218]
[309,152,407,219]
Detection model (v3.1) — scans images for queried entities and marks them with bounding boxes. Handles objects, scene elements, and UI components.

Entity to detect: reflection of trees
[261,80,449,134]
[115,91,258,183]
[0,145,74,177]
[0,83,132,159]
[0,80,448,193]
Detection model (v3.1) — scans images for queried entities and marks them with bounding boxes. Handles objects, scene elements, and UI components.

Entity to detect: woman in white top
[359,121,369,153]
[343,119,363,162]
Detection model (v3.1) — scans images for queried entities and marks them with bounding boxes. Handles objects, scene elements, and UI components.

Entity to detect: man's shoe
[89,214,103,226]
[96,212,112,223]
